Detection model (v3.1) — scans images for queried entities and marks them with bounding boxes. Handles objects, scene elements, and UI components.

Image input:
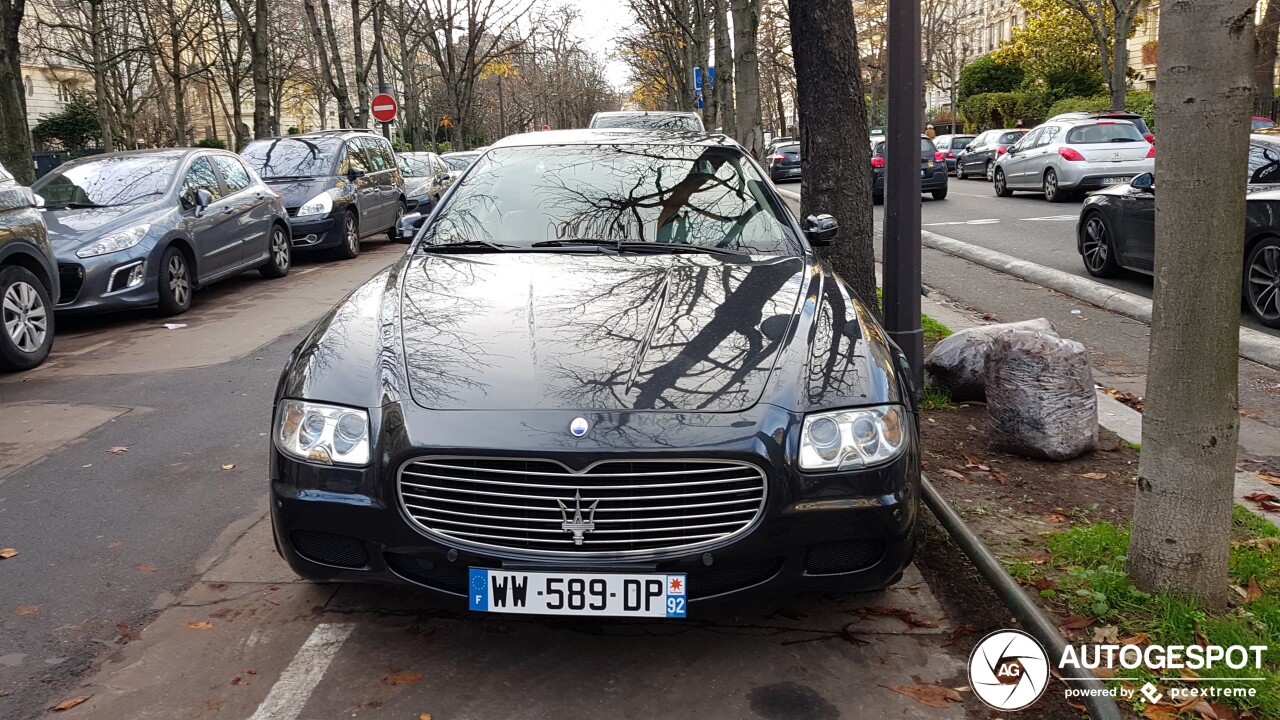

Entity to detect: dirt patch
[912,403,1141,719]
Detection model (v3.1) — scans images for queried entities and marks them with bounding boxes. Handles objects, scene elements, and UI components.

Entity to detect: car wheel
[1044,168,1065,203]
[333,211,360,261]
[260,224,291,279]
[994,168,1013,197]
[931,187,948,200]
[1080,212,1122,278]
[386,200,405,235]
[1245,237,1280,328]
[956,163,967,180]
[0,265,54,372]
[985,161,994,181]
[157,246,193,316]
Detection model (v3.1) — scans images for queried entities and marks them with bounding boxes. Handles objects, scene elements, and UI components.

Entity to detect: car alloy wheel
[1081,216,1115,276]
[1246,240,1280,327]
[168,254,191,308]
[2,279,47,354]
[346,215,359,255]
[1044,169,1060,202]
[985,161,994,181]
[994,168,1011,197]
[272,228,290,271]
[956,163,966,180]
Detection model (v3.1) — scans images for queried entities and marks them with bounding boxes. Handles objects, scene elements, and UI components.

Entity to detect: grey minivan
[0,162,57,371]
[241,130,405,259]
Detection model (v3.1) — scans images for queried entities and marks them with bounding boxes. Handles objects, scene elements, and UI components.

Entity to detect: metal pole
[374,2,390,140]
[884,0,924,393]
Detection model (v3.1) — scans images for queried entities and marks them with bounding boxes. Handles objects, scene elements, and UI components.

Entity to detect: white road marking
[60,340,115,356]
[294,268,318,276]
[1019,214,1077,221]
[923,218,1001,227]
[246,623,355,720]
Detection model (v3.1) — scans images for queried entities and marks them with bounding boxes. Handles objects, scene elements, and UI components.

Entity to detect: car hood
[404,178,434,198]
[262,177,331,209]
[42,204,161,254]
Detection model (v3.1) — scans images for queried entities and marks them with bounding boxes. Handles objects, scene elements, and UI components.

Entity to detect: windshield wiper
[52,201,116,209]
[419,239,515,253]
[531,238,633,251]
[615,241,746,257]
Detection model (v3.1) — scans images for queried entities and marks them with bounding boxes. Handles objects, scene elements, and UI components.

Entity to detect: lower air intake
[804,539,886,575]
[291,530,370,568]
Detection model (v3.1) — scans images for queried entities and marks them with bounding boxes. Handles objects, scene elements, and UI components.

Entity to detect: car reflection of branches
[805,282,870,406]
[400,257,497,407]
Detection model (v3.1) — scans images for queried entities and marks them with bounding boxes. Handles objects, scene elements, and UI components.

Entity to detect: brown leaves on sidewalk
[883,684,963,709]
[51,695,92,711]
[855,606,939,629]
[381,670,424,686]
[939,469,968,483]
[14,604,42,616]
[1246,577,1264,604]
[0,548,18,559]
[184,621,213,630]
[941,624,973,647]
[116,621,141,643]
[1243,493,1280,513]
[137,563,158,573]
[1076,472,1108,480]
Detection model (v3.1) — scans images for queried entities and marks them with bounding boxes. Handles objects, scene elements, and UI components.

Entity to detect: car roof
[1253,128,1280,140]
[490,128,736,149]
[295,129,385,139]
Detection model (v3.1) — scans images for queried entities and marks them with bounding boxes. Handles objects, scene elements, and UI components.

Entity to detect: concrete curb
[921,229,1280,371]
[775,187,802,203]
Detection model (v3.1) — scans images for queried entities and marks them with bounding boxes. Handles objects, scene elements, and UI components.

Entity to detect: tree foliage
[961,91,1042,131]
[993,0,1103,104]
[32,92,101,149]
[957,55,1023,104]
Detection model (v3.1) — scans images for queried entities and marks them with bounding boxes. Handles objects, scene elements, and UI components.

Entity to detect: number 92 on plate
[468,568,687,618]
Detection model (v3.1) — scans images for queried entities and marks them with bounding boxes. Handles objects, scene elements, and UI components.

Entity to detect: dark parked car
[954,128,1029,180]
[767,142,801,182]
[932,134,976,174]
[871,136,948,202]
[241,130,404,260]
[33,149,291,317]
[270,129,920,615]
[397,151,453,215]
[0,162,57,371]
[1077,134,1280,327]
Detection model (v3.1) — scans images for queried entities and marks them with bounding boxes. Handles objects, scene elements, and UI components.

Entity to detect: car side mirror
[1006,145,1020,156]
[1130,172,1154,191]
[803,214,838,246]
[347,167,366,180]
[194,188,213,216]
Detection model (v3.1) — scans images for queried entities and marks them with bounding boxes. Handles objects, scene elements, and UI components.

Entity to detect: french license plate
[1101,176,1132,185]
[468,568,687,618]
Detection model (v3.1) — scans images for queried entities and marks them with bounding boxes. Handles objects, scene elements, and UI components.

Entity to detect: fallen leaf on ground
[942,624,973,647]
[1032,577,1056,591]
[231,676,245,686]
[221,464,235,470]
[1246,577,1263,604]
[137,563,158,573]
[1119,633,1149,645]
[382,670,424,686]
[1243,493,1280,512]
[1254,472,1280,487]
[51,695,92,711]
[207,583,228,591]
[1027,550,1053,564]
[1044,512,1067,524]
[860,606,939,628]
[1076,472,1108,480]
[1194,629,1210,648]
[1143,703,1181,719]
[0,689,10,698]
[184,621,213,630]
[1208,702,1238,720]
[0,548,17,559]
[108,446,129,454]
[939,469,968,483]
[420,714,433,720]
[990,470,1009,485]
[116,621,141,642]
[107,541,121,549]
[883,684,963,709]
[1092,666,1116,678]
[963,456,991,471]
[1061,615,1095,630]
[15,604,42,616]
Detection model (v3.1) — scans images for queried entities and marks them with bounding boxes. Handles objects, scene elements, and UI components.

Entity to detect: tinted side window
[361,138,393,172]
[999,131,1027,145]
[1035,126,1060,147]
[1248,142,1280,183]
[345,142,371,173]
[180,157,222,209]
[213,156,252,193]
[1015,128,1041,150]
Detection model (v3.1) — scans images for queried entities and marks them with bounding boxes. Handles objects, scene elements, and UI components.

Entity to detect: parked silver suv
[992,119,1155,202]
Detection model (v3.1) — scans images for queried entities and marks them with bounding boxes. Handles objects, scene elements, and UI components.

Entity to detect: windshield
[33,154,180,207]
[999,131,1028,144]
[1066,122,1146,144]
[591,114,704,131]
[423,144,795,254]
[241,137,343,179]
[398,154,437,178]
[443,154,478,171]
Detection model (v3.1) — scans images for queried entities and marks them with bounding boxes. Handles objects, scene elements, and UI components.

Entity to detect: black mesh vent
[291,530,370,568]
[686,558,783,599]
[384,553,474,594]
[58,264,84,305]
[804,540,886,575]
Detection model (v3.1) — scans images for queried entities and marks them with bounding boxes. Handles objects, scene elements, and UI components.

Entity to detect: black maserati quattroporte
[270,129,921,617]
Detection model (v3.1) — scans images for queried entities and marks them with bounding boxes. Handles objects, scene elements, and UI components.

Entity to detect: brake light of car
[997,146,1008,155]
[933,151,945,162]
[1147,145,1155,158]
[945,149,955,158]
[768,154,785,165]
[1097,120,1116,125]
[1144,133,1155,144]
[870,156,886,168]
[1058,147,1086,161]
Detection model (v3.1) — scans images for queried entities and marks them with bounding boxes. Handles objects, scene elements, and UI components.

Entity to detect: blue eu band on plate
[468,569,687,618]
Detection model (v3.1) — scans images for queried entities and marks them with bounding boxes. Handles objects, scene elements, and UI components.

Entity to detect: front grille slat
[398,457,767,557]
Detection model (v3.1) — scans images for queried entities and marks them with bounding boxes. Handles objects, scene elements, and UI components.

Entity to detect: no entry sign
[371,93,398,124]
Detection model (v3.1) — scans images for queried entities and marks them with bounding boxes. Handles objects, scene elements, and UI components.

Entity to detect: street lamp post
[883,0,924,394]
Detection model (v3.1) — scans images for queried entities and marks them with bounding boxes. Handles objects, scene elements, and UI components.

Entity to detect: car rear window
[999,131,1028,144]
[1065,123,1146,144]
[871,138,936,156]
[590,114,704,132]
[778,144,799,156]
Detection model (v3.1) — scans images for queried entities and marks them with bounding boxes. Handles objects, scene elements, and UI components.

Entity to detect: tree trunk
[787,0,876,309]
[304,0,355,129]
[730,0,763,157]
[0,0,32,184]
[1257,0,1280,95]
[713,0,734,134]
[1110,12,1131,110]
[89,0,114,151]
[773,75,787,136]
[350,0,369,127]
[1126,0,1254,606]
[252,0,270,138]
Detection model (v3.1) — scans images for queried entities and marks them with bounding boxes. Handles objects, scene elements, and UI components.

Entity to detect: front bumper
[270,405,920,607]
[287,212,343,250]
[54,246,157,314]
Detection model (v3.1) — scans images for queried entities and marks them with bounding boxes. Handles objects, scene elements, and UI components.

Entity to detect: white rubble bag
[983,328,1099,461]
[923,318,1058,401]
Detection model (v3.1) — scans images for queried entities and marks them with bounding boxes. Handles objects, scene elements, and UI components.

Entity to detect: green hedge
[961,92,1046,131]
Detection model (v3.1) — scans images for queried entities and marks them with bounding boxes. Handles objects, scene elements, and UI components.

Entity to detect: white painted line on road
[1019,214,1077,221]
[923,219,1000,227]
[247,623,355,720]
[294,268,318,275]
[61,339,116,357]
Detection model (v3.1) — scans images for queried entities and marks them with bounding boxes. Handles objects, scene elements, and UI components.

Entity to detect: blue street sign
[696,89,704,109]
[694,66,703,90]
[708,67,715,88]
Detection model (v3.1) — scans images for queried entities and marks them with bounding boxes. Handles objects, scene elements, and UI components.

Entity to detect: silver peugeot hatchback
[992,119,1155,202]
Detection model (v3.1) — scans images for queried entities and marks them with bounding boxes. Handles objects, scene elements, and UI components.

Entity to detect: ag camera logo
[968,629,1051,710]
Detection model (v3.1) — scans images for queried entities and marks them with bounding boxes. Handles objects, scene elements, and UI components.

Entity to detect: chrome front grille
[397,457,767,556]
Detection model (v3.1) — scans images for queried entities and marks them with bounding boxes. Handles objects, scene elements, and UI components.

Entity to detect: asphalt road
[777,175,1279,337]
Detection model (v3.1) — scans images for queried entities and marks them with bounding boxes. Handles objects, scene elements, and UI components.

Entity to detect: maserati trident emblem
[558,490,599,545]
[569,417,590,437]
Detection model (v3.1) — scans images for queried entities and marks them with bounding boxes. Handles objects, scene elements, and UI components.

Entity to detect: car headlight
[295,191,333,218]
[274,399,370,466]
[799,405,907,471]
[76,224,151,258]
